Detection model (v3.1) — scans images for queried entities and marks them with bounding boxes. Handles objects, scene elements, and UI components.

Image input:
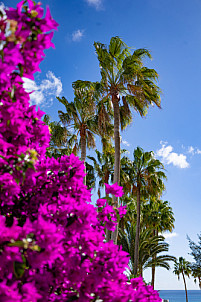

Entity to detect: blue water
[159,290,201,302]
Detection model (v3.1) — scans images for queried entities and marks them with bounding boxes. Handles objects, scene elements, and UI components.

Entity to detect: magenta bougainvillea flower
[105,182,124,197]
[0,1,162,301]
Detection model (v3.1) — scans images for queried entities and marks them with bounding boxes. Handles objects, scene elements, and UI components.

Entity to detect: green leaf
[8,240,24,248]
[13,255,27,279]
[15,178,20,185]
[18,64,24,77]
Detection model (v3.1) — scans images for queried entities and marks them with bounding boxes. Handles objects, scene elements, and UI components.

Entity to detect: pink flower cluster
[0,1,162,301]
[0,0,57,205]
[105,182,124,197]
[97,197,127,231]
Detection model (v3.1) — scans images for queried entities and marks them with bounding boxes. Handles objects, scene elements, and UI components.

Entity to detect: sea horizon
[158,290,201,302]
[157,289,200,291]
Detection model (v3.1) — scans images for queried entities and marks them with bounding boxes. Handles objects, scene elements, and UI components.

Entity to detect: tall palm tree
[94,37,161,210]
[173,257,191,302]
[57,80,99,184]
[128,147,166,275]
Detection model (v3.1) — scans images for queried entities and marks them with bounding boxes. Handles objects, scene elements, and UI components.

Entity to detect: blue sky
[4,0,201,290]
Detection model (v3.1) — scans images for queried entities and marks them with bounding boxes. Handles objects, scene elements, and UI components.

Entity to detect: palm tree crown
[143,199,175,234]
[173,257,191,279]
[94,37,161,121]
[57,80,99,163]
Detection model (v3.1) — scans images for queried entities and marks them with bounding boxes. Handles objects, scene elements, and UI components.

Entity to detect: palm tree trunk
[111,95,120,244]
[105,172,111,242]
[113,95,121,186]
[106,228,110,242]
[151,259,156,289]
[134,185,141,276]
[80,135,86,185]
[182,271,188,302]
[139,265,143,278]
[151,229,156,289]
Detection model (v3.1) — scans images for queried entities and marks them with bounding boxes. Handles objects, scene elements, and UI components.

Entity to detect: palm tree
[143,198,175,288]
[173,257,191,302]
[118,224,175,278]
[57,80,99,184]
[94,37,161,209]
[128,147,166,275]
[143,199,175,235]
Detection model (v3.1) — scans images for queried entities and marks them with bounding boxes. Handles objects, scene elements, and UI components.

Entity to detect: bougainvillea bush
[0,1,162,301]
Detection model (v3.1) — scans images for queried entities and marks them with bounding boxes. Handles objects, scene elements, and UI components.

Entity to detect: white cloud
[156,141,189,169]
[85,0,102,10]
[23,71,62,107]
[122,140,130,147]
[188,146,194,154]
[162,232,178,240]
[72,29,84,42]
[187,146,201,155]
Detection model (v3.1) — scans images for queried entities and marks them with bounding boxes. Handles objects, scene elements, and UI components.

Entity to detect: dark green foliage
[188,234,201,288]
[43,114,74,158]
[85,162,96,190]
[94,36,161,127]
[118,224,175,276]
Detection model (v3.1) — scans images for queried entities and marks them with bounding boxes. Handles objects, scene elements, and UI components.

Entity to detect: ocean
[158,290,201,302]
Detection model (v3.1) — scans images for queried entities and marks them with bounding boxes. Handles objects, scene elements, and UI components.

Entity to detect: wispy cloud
[72,29,84,42]
[85,0,102,10]
[122,140,130,147]
[156,141,189,169]
[187,146,201,155]
[23,71,62,107]
[187,146,194,154]
[162,232,178,240]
